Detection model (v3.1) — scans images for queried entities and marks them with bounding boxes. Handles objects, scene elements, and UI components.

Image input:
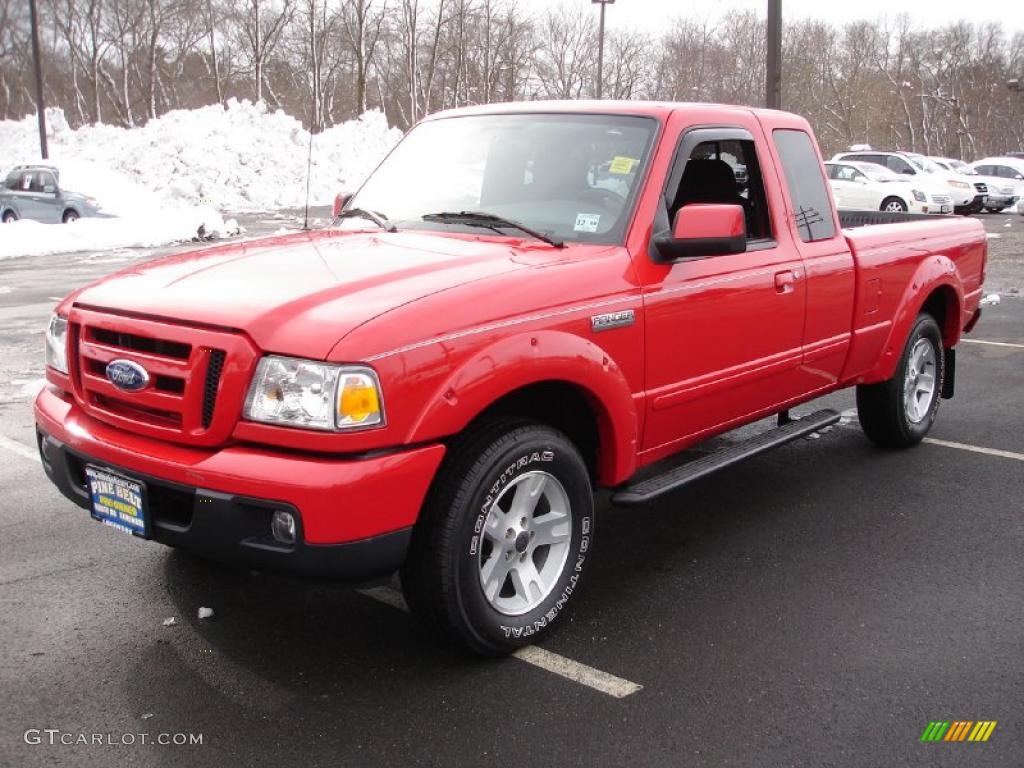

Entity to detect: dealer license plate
[85,465,147,536]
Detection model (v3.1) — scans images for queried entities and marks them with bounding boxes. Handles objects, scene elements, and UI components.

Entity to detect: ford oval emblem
[105,359,150,392]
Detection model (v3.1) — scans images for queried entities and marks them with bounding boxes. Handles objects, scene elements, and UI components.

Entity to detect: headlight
[45,314,68,374]
[243,355,384,431]
[85,197,100,209]
[948,180,970,189]
[912,190,926,202]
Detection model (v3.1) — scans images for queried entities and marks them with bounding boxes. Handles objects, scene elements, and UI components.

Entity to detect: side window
[3,171,19,190]
[670,137,772,241]
[834,165,858,181]
[772,128,836,243]
[39,172,57,191]
[976,165,991,175]
[29,173,48,193]
[19,173,33,191]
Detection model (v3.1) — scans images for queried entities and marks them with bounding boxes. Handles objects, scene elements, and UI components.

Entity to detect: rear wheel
[856,313,945,448]
[1,210,16,223]
[984,206,1005,213]
[401,421,594,656]
[62,209,79,223]
[881,197,908,213]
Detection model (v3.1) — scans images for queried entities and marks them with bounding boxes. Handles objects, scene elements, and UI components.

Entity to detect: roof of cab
[422,100,792,123]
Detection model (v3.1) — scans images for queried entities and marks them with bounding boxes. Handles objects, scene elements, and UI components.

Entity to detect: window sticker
[574,213,601,233]
[608,156,638,174]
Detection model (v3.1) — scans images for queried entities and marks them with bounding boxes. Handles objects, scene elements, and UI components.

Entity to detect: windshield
[856,164,901,182]
[906,154,945,174]
[348,113,658,244]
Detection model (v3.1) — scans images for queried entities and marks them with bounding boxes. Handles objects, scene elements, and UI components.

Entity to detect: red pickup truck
[35,102,986,655]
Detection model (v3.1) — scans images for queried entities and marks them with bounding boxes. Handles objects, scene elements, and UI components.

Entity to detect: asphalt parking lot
[1,214,1021,767]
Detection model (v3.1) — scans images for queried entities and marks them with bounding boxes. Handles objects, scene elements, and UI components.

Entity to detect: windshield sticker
[608,156,638,174]
[574,213,601,233]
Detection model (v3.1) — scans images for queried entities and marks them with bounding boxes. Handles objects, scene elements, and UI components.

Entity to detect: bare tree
[236,0,294,102]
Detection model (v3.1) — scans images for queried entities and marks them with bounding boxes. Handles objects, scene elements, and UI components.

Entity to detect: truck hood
[73,230,539,359]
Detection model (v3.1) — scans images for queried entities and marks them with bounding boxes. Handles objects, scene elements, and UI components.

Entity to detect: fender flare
[865,255,963,383]
[406,330,639,485]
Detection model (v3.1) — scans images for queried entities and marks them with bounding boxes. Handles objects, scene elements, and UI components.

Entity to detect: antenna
[303,118,314,230]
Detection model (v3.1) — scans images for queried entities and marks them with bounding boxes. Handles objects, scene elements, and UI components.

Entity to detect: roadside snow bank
[0,100,400,256]
[0,157,237,258]
[0,100,401,212]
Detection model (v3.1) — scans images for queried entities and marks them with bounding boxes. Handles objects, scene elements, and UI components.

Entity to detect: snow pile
[0,155,240,259]
[0,100,400,211]
[0,100,401,258]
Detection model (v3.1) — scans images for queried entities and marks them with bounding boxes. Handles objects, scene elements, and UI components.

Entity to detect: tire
[62,209,79,223]
[984,207,1005,213]
[856,313,945,448]
[1,210,16,223]
[880,197,908,213]
[401,421,594,656]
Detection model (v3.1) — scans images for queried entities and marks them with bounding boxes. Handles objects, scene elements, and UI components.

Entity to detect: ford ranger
[34,102,986,655]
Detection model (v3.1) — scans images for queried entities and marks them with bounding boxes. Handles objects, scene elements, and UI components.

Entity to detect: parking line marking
[512,646,643,698]
[356,585,409,612]
[924,438,1024,462]
[962,339,1024,350]
[357,586,643,698]
[0,434,40,463]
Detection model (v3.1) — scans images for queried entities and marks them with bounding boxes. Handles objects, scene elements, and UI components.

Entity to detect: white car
[969,157,1024,213]
[825,161,944,214]
[903,154,979,213]
[930,156,1015,214]
[831,151,955,214]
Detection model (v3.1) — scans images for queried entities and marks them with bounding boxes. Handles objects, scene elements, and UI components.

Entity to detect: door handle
[774,270,796,294]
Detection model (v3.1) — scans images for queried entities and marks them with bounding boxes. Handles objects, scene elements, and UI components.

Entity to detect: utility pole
[28,0,49,159]
[592,0,615,100]
[765,0,782,109]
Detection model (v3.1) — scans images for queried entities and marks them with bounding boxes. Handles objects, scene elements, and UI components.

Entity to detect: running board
[612,408,841,507]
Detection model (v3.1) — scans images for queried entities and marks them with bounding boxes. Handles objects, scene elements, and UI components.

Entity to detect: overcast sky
[518,0,1024,34]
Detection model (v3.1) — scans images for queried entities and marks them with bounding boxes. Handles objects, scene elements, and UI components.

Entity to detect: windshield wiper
[336,207,397,233]
[421,211,564,248]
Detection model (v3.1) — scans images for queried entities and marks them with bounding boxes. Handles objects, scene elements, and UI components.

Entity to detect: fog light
[271,510,297,544]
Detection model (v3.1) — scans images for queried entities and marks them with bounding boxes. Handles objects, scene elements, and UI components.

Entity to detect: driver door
[636,124,807,456]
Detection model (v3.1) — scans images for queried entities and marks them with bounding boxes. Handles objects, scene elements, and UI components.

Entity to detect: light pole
[592,0,615,100]
[765,0,782,109]
[29,0,48,158]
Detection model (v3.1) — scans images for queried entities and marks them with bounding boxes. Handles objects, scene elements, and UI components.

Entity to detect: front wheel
[1,210,16,223]
[62,209,80,223]
[856,313,945,448]
[401,422,594,656]
[881,197,908,213]
[984,206,1005,213]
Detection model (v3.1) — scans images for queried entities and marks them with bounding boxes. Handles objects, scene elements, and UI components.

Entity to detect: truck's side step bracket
[612,408,841,507]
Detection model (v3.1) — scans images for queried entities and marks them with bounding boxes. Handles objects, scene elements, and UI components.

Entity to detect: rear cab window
[772,129,836,243]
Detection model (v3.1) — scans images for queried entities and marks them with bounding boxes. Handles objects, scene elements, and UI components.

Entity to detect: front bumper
[34,386,446,581]
[984,193,1017,208]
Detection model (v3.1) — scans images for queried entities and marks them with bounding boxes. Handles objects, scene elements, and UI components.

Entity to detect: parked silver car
[0,165,108,223]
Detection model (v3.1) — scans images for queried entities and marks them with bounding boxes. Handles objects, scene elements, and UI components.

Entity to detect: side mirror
[332,191,352,218]
[654,204,747,261]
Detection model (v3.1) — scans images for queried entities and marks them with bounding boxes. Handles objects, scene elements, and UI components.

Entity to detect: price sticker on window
[608,156,638,174]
